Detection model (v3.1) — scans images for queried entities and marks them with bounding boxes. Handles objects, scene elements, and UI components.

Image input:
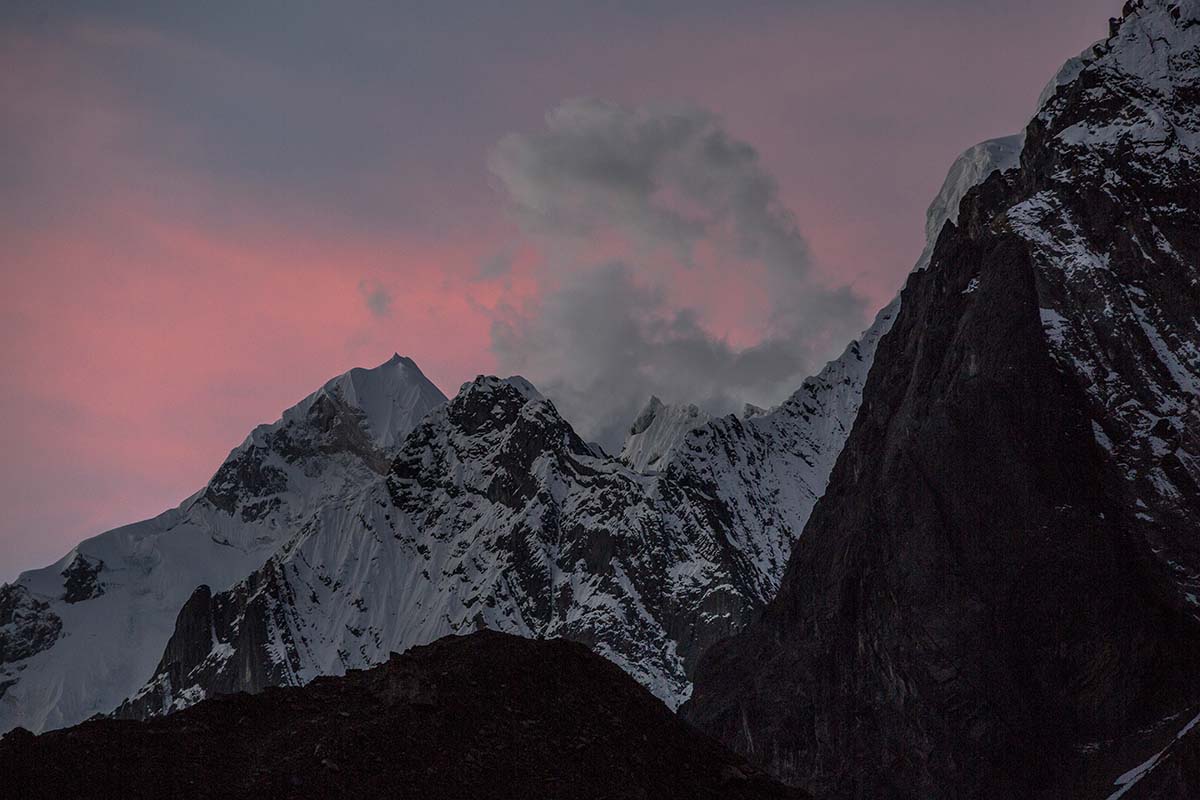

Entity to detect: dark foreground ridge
[0,630,805,800]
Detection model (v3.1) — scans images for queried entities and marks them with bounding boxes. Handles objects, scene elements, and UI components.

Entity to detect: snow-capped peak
[275,354,447,451]
[0,355,447,735]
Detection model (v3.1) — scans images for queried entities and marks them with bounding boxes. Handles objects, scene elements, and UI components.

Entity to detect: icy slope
[0,355,446,734]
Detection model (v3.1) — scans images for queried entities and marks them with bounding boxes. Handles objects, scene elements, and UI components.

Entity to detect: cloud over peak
[487,99,866,448]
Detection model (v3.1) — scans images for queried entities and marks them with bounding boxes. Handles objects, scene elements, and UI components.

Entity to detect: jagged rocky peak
[621,397,711,473]
[685,3,1200,798]
[401,373,597,490]
[393,373,598,511]
[442,374,559,436]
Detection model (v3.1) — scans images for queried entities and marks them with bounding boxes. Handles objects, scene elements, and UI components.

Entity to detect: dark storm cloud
[488,99,867,448]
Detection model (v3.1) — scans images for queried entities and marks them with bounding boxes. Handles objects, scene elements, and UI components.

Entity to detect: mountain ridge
[4,631,808,800]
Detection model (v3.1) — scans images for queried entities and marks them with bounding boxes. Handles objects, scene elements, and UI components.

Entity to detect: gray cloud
[489,99,810,282]
[488,99,867,449]
[476,251,514,282]
[358,279,393,318]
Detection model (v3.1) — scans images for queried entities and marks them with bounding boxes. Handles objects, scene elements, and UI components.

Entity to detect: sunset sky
[2,0,1104,580]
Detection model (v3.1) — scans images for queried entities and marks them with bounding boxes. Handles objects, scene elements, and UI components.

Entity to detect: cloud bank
[488,99,865,448]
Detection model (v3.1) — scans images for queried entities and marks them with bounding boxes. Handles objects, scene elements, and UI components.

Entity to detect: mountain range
[3,2,1199,798]
[0,85,1021,736]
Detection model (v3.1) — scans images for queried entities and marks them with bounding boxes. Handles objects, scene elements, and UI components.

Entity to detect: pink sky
[0,1,1107,580]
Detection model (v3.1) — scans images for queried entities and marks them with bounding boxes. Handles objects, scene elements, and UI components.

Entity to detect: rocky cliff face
[0,355,446,734]
[684,3,1200,798]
